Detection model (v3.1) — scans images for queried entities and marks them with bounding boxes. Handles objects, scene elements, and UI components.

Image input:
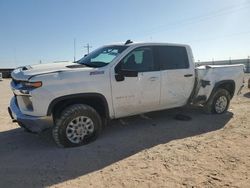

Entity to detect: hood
[11,62,93,81]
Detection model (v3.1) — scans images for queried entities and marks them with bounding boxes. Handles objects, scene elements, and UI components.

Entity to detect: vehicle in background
[8,40,245,148]
[0,72,2,81]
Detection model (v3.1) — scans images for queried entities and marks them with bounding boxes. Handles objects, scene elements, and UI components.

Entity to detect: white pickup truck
[8,41,244,147]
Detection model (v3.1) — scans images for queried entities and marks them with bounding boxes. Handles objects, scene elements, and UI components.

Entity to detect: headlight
[11,80,43,96]
[23,81,43,89]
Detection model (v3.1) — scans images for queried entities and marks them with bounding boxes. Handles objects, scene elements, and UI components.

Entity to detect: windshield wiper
[81,63,101,68]
[66,64,86,68]
[83,61,107,68]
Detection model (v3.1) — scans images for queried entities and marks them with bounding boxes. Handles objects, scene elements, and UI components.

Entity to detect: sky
[0,0,250,68]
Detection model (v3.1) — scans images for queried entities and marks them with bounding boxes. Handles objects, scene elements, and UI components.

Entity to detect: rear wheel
[52,104,102,147]
[204,89,231,114]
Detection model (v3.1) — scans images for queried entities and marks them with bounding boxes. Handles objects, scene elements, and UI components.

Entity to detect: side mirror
[84,54,88,57]
[115,63,138,81]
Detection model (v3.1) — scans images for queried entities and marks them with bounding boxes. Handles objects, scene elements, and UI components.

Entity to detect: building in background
[0,68,14,78]
[196,58,250,73]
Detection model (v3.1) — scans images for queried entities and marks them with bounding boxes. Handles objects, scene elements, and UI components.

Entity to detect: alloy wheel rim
[215,96,228,113]
[66,116,94,144]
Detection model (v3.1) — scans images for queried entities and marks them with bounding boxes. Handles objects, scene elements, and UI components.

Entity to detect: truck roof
[108,42,190,48]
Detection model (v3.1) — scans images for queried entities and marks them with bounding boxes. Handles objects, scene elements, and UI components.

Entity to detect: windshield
[77,45,128,67]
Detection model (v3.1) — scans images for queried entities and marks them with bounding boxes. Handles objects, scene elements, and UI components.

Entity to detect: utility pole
[74,38,76,62]
[13,48,17,67]
[248,56,250,73]
[84,43,92,54]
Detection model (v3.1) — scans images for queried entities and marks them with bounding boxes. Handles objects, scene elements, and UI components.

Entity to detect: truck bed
[192,64,245,104]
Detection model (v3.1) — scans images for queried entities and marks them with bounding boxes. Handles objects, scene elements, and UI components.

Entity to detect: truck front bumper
[8,97,54,133]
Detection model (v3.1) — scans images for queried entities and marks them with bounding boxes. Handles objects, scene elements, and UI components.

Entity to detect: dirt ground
[0,75,250,188]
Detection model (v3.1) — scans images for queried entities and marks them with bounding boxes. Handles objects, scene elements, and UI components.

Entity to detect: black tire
[52,104,102,148]
[204,88,231,114]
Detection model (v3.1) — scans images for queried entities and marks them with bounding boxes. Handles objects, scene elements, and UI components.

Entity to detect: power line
[186,30,250,43]
[128,2,250,40]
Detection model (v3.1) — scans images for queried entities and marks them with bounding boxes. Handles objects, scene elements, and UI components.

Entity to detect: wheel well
[48,94,109,121]
[215,81,235,98]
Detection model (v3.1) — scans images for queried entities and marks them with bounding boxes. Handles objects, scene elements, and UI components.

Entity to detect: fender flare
[47,93,109,118]
[208,80,235,101]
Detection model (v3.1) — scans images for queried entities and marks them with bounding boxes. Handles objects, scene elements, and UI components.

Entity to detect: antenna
[125,40,133,45]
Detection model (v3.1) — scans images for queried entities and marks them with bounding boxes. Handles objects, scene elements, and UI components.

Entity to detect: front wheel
[204,89,231,114]
[52,104,102,148]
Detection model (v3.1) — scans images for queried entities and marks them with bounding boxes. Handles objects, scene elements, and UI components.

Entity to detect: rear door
[156,46,195,108]
[111,46,161,118]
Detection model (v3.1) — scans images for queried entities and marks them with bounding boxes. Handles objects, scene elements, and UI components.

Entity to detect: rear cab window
[155,46,189,70]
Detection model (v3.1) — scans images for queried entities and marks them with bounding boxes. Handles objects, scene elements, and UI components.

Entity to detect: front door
[111,46,161,118]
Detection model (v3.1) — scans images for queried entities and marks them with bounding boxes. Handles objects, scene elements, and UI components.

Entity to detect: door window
[120,47,155,72]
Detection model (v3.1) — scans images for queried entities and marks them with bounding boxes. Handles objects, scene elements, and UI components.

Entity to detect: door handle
[149,77,158,81]
[184,74,193,77]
